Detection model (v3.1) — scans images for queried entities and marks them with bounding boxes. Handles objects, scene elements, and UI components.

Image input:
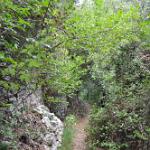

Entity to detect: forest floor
[72,110,104,150]
[73,115,89,150]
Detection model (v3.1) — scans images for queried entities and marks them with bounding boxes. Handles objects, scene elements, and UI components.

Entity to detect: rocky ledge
[1,89,63,150]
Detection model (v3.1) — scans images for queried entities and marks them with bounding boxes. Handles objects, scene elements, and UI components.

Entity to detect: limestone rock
[7,89,63,150]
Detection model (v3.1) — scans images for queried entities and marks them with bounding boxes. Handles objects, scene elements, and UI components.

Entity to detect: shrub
[59,115,76,150]
[87,101,150,150]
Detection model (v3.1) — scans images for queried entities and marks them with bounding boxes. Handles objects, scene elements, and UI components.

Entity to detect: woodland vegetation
[0,0,150,150]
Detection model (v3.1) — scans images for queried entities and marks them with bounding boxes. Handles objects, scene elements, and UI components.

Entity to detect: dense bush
[84,0,150,150]
[87,36,150,150]
[88,99,150,150]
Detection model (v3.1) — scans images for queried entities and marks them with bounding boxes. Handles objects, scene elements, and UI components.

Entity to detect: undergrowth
[59,115,76,150]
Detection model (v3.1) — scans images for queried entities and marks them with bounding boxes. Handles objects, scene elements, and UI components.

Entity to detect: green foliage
[0,0,84,148]
[0,0,86,100]
[74,1,150,150]
[0,0,149,149]
[0,111,18,150]
[88,102,150,150]
[0,142,9,150]
[59,115,76,150]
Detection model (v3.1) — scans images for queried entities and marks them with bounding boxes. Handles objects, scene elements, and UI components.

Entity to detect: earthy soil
[73,116,89,150]
[73,114,104,150]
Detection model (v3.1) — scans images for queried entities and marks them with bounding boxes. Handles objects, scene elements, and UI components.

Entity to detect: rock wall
[7,89,63,150]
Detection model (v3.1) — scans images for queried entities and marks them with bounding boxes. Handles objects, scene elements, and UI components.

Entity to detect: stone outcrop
[2,89,63,150]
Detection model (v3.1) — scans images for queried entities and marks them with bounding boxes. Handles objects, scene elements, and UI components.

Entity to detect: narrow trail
[72,113,104,150]
[73,116,89,150]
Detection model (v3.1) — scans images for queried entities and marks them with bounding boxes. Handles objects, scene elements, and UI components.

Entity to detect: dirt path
[73,116,89,150]
[72,103,104,150]
[72,115,104,150]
